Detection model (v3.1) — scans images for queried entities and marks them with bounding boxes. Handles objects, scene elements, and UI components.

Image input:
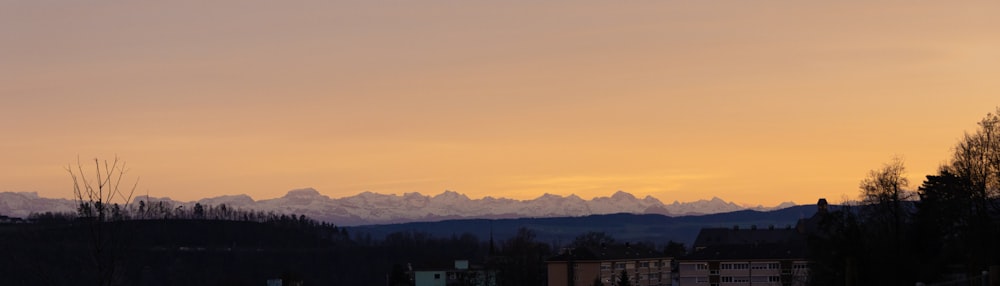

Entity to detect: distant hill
[0,189,798,226]
[0,219,355,286]
[350,204,821,247]
[0,204,824,285]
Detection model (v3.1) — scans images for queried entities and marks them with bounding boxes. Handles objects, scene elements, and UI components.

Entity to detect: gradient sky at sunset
[3,1,999,206]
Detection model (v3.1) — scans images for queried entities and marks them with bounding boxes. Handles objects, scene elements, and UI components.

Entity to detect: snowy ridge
[0,189,796,226]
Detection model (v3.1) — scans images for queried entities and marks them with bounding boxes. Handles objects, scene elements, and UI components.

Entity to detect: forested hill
[0,203,817,286]
[351,204,820,246]
[0,218,356,286]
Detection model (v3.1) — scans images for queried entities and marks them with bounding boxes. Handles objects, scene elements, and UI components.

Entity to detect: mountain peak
[12,192,39,198]
[0,190,784,226]
[433,190,470,200]
[536,193,563,200]
[283,188,322,199]
[773,201,797,209]
[199,194,255,206]
[610,190,637,200]
[642,195,663,204]
[402,192,426,199]
[357,191,384,197]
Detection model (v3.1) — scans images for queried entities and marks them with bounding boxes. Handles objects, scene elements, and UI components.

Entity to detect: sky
[2,1,999,206]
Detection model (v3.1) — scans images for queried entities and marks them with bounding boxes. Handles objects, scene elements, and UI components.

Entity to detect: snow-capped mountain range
[0,189,796,226]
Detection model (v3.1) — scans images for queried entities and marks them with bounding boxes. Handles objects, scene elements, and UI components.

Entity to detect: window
[617,263,626,269]
[769,276,781,282]
[721,277,733,283]
[434,274,440,279]
[733,277,750,283]
[768,263,780,269]
[751,263,767,270]
[696,277,709,283]
[696,263,709,270]
[641,262,651,268]
[601,263,611,270]
[793,263,808,270]
[721,263,749,270]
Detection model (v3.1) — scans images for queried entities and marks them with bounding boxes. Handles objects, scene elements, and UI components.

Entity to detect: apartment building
[412,260,497,286]
[676,198,830,286]
[677,242,809,286]
[548,244,672,286]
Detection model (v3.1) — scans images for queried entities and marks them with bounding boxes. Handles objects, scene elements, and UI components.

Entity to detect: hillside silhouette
[0,202,814,286]
[0,217,357,285]
[352,204,819,247]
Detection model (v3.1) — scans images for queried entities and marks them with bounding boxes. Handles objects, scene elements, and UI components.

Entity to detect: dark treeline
[2,199,348,286]
[1,199,574,286]
[0,198,688,286]
[0,157,579,286]
[810,108,1000,286]
[27,199,346,234]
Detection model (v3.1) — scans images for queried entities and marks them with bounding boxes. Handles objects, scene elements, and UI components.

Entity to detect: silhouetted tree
[572,231,616,249]
[812,109,1000,285]
[388,263,410,286]
[950,107,1000,212]
[192,203,205,219]
[857,157,914,286]
[68,156,139,286]
[495,227,550,286]
[859,157,912,229]
[808,202,864,286]
[918,108,1000,275]
[663,240,686,257]
[615,269,631,286]
[27,211,76,224]
[915,168,974,282]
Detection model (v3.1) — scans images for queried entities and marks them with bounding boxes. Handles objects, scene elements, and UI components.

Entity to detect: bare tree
[858,156,913,286]
[944,107,1000,272]
[949,107,1000,215]
[67,156,139,286]
[859,156,913,225]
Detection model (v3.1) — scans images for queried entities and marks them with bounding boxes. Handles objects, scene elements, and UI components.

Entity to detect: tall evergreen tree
[615,270,631,286]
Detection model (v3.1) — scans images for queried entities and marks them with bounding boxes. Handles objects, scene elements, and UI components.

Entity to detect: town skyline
[3,1,1000,205]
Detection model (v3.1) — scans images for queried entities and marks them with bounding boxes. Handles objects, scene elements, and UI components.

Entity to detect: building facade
[548,245,672,286]
[413,260,497,286]
[676,200,827,286]
[678,259,809,286]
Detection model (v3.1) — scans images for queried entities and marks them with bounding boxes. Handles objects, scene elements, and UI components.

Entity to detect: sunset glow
[3,1,999,205]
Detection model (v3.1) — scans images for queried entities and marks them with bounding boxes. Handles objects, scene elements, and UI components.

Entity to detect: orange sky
[2,1,999,206]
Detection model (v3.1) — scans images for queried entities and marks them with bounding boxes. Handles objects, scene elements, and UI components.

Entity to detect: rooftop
[548,244,668,262]
[683,242,808,261]
[692,227,803,248]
